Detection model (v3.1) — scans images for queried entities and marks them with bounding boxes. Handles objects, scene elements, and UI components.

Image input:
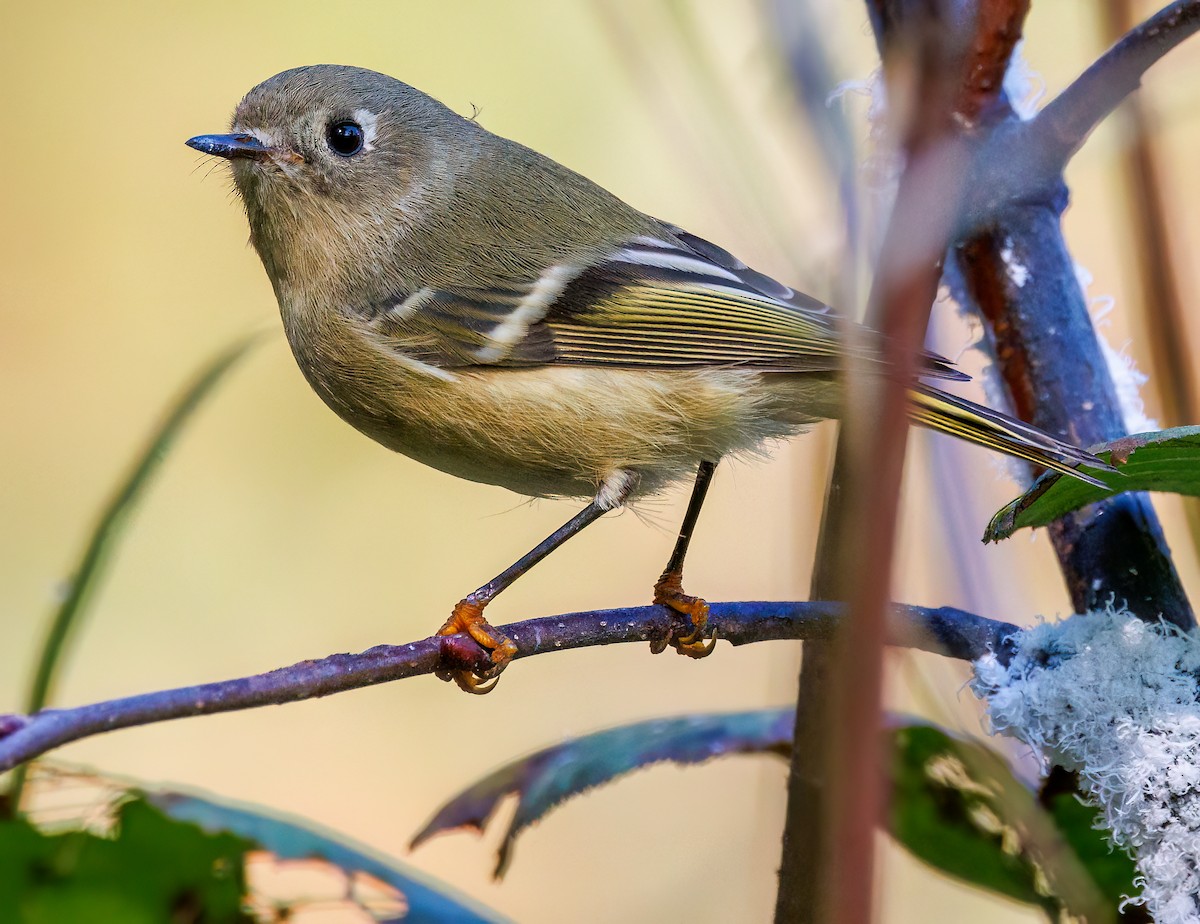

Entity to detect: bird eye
[326,121,364,157]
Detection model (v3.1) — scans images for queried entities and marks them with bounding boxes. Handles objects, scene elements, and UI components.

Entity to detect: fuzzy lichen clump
[972,607,1200,921]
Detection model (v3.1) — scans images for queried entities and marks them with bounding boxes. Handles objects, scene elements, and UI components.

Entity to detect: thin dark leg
[438,471,635,693]
[653,461,719,658]
[660,460,717,578]
[467,499,610,607]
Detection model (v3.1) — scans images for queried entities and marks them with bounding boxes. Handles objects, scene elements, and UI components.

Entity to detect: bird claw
[673,623,719,659]
[444,670,503,695]
[652,571,718,659]
[436,599,518,694]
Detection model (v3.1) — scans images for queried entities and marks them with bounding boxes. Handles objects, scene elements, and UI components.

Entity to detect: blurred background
[2,1,1199,921]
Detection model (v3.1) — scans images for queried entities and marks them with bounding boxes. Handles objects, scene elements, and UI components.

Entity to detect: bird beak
[185,133,272,161]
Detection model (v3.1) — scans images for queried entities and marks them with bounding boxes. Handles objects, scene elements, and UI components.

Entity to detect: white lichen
[1002,42,1047,121]
[972,608,1200,921]
[1076,264,1158,434]
[1000,237,1031,288]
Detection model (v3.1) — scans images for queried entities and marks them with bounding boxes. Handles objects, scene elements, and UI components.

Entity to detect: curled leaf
[411,709,793,878]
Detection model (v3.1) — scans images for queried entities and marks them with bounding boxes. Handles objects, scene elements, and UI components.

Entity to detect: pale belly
[285,314,837,500]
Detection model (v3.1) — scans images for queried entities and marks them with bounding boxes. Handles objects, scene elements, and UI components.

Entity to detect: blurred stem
[4,336,259,816]
[775,3,989,922]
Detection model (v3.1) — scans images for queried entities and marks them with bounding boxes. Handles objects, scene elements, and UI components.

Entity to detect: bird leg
[650,461,718,659]
[436,470,637,694]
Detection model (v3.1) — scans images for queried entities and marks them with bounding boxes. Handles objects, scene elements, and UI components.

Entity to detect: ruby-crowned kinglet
[187,65,1109,693]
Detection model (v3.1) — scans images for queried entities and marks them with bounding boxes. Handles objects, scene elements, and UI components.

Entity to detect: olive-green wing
[539,233,848,372]
[365,229,967,379]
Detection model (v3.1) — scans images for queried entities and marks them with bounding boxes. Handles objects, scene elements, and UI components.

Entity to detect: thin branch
[1033,0,1200,170]
[0,601,1016,775]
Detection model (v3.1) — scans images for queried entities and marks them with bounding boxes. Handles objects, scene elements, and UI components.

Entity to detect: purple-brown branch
[949,0,1198,628]
[0,601,1014,775]
[822,64,974,924]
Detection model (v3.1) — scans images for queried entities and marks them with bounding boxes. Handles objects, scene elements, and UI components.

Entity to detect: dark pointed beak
[185,133,271,160]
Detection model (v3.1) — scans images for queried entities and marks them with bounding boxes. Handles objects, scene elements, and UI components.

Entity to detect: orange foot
[651,570,718,659]
[435,599,519,695]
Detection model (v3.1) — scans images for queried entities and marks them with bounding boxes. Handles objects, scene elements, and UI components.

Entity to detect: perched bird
[187,64,1109,693]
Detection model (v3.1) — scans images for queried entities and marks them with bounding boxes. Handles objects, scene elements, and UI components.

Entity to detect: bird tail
[906,384,1114,487]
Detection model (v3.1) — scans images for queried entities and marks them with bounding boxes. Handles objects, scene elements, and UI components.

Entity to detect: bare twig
[0,601,1015,775]
[1033,0,1200,171]
[958,1,1200,241]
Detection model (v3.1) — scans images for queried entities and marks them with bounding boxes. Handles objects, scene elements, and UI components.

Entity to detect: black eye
[326,121,364,157]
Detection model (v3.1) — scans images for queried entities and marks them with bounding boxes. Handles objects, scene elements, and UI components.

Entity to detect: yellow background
[3,1,1199,921]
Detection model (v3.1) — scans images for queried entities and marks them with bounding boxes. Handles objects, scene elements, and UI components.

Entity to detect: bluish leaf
[154,788,507,924]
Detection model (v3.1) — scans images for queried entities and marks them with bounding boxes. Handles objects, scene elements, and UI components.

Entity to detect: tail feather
[907,384,1114,487]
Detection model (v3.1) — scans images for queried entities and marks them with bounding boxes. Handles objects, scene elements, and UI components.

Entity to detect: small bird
[188,65,1109,693]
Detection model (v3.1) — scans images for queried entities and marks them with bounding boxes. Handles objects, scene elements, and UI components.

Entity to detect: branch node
[0,715,28,740]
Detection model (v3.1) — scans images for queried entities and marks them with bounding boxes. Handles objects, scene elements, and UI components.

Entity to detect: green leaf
[985,426,1200,541]
[24,336,263,716]
[0,796,252,923]
[1038,771,1139,912]
[411,709,794,878]
[154,788,508,923]
[7,337,261,815]
[890,723,1113,921]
